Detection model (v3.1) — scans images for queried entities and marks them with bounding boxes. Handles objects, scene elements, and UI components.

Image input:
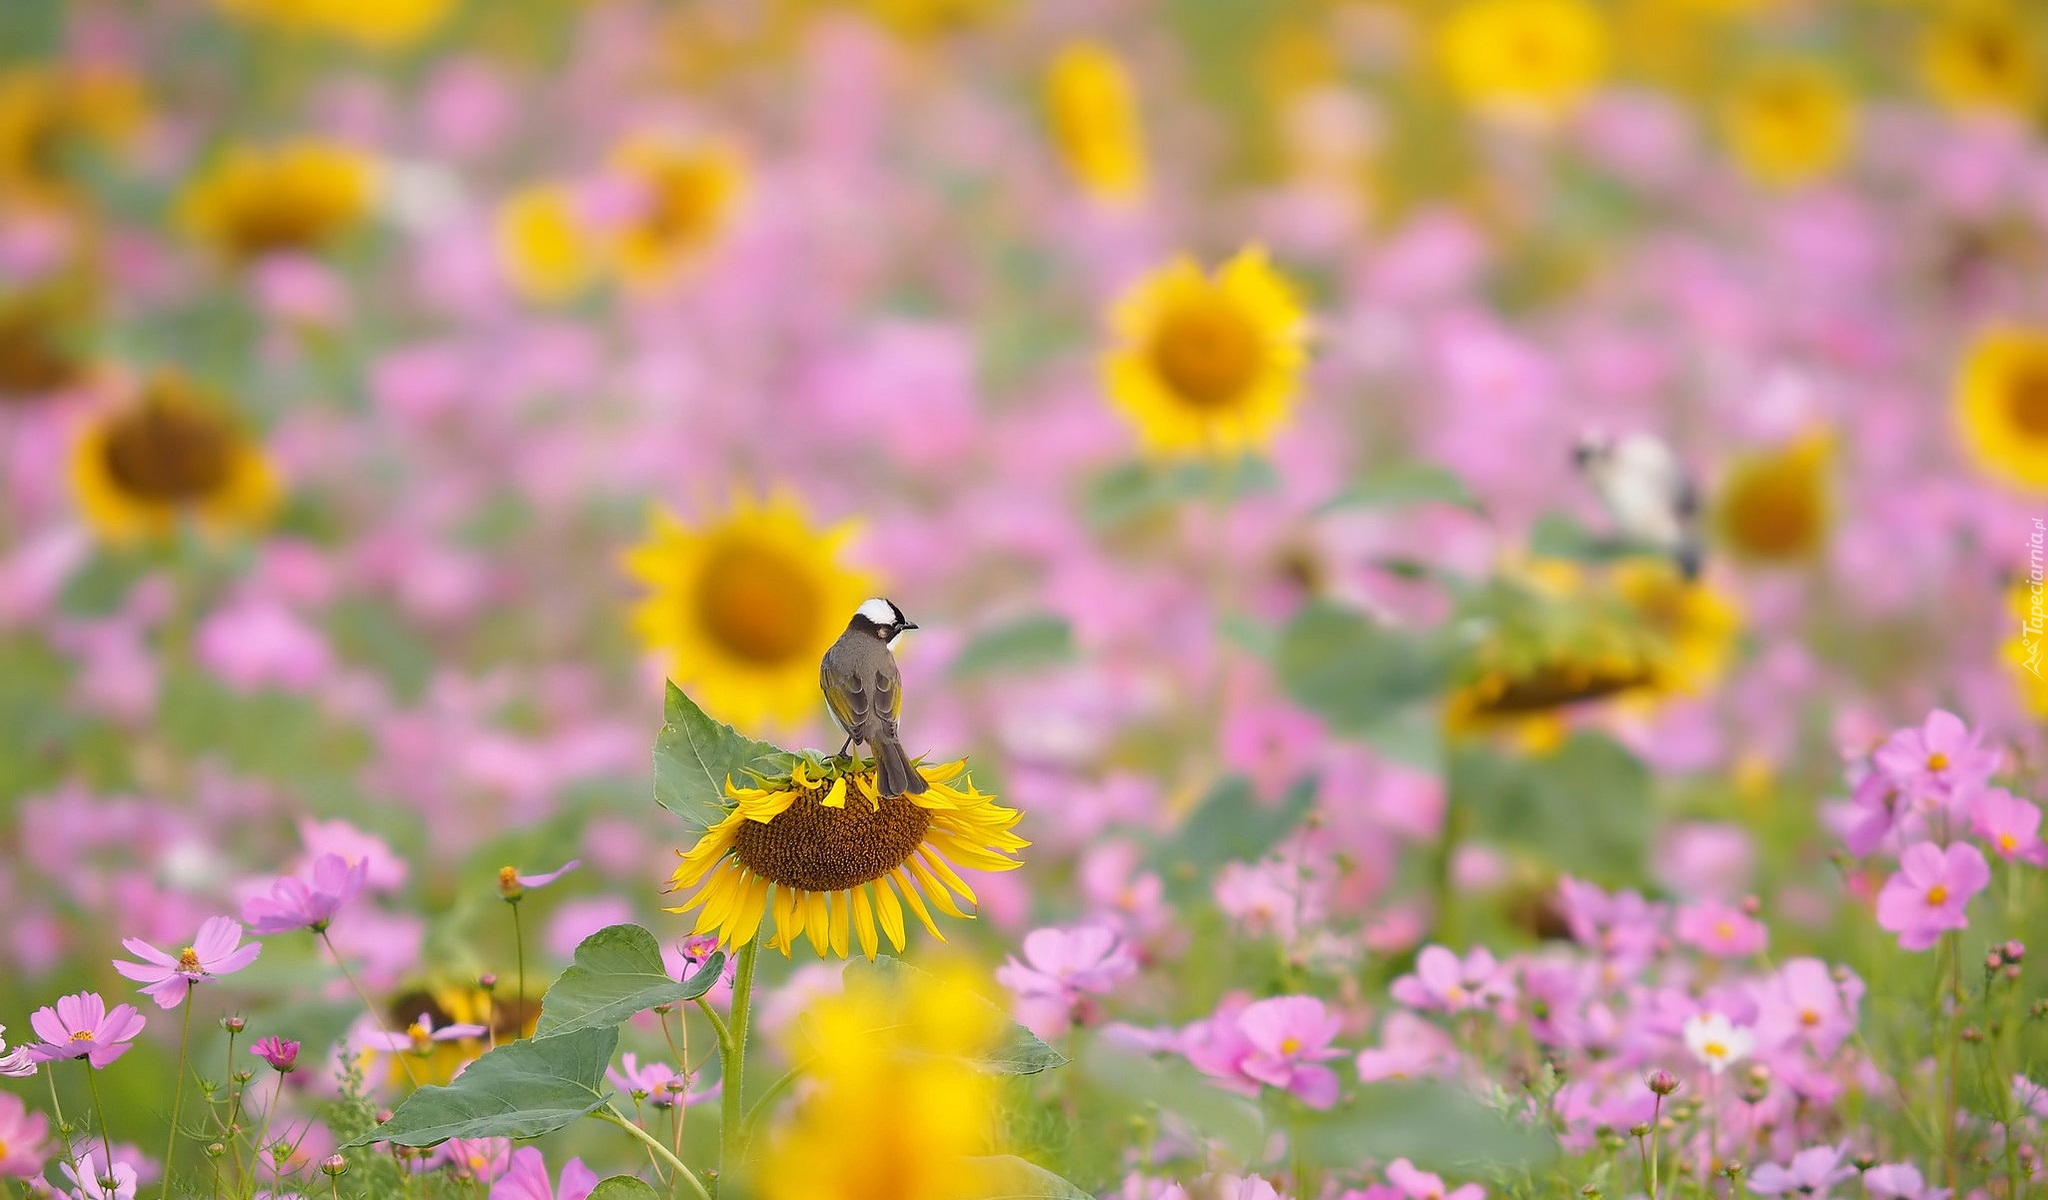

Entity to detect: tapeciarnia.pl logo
[2026,518,2046,679]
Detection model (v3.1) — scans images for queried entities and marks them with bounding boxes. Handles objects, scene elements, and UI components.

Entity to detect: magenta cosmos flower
[1390,945,1513,1014]
[497,860,580,901]
[1234,995,1344,1108]
[1875,841,1990,952]
[242,853,368,934]
[111,916,261,1009]
[996,924,1139,1038]
[1747,1145,1854,1198]
[489,1146,598,1200]
[250,1036,300,1073]
[1673,899,1767,958]
[1970,787,2047,865]
[0,1090,50,1178]
[1384,1158,1484,1200]
[1872,710,1999,809]
[28,992,146,1068]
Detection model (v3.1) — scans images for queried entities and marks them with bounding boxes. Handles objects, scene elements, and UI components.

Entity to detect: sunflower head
[1958,325,2048,491]
[665,758,1028,961]
[1438,0,1608,124]
[609,135,745,286]
[1609,559,1741,694]
[178,139,376,263]
[1044,41,1147,206]
[1919,2,2039,116]
[0,66,142,202]
[0,285,93,402]
[1719,61,1855,189]
[1105,247,1308,457]
[70,372,278,542]
[495,183,596,305]
[1711,431,1833,564]
[625,492,874,733]
[380,982,525,1087]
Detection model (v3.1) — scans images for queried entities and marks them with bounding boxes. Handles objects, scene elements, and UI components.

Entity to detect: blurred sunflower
[754,959,999,1200]
[665,759,1027,960]
[213,0,453,49]
[0,66,143,203]
[1919,1,2039,116]
[1438,0,1607,123]
[494,183,595,305]
[379,981,529,1087]
[1104,246,1308,456]
[0,285,93,402]
[1957,325,2048,491]
[1044,41,1147,207]
[70,372,278,542]
[624,492,873,732]
[861,0,1007,39]
[608,135,745,286]
[1719,61,1855,189]
[177,140,376,264]
[1608,559,1741,694]
[1711,431,1833,564]
[2000,581,2048,719]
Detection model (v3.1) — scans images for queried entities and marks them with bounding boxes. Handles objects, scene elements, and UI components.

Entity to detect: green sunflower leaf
[948,614,1075,680]
[1292,1081,1559,1172]
[1450,730,1653,885]
[1275,601,1460,731]
[587,1177,661,1200]
[840,956,1068,1075]
[353,1026,618,1147]
[535,924,725,1038]
[957,1155,1094,1199]
[1079,1045,1265,1165]
[1314,461,1482,514]
[655,682,790,829]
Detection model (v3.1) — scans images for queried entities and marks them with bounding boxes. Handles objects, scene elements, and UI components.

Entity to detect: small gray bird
[1573,430,1703,579]
[820,597,928,798]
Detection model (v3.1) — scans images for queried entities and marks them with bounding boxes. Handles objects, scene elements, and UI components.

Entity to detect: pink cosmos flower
[1390,945,1513,1014]
[1747,1145,1854,1198]
[1555,878,1664,969]
[62,1154,137,1200]
[1873,710,1999,809]
[0,1090,50,1177]
[606,1053,718,1109]
[1862,1164,1949,1200]
[0,1024,36,1077]
[1385,1158,1484,1200]
[1673,899,1767,959]
[996,924,1139,1038]
[242,854,368,934]
[295,818,408,892]
[361,1012,489,1057]
[489,1146,598,1200]
[1354,1012,1459,1083]
[423,1138,511,1182]
[28,993,146,1068]
[1235,995,1344,1109]
[1842,770,1911,858]
[1969,787,2047,865]
[1751,957,1861,1057]
[194,599,332,694]
[111,917,261,1009]
[250,1037,300,1073]
[1875,842,1990,952]
[499,860,580,901]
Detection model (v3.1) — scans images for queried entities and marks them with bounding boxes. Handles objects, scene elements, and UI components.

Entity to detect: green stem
[44,1064,79,1175]
[1647,1093,1663,1200]
[693,998,732,1055]
[249,1072,285,1191]
[594,1108,712,1200]
[511,901,527,1038]
[738,1060,809,1143]
[1432,779,1468,947]
[719,940,759,1187]
[161,998,195,1197]
[84,1064,116,1174]
[320,929,419,1087]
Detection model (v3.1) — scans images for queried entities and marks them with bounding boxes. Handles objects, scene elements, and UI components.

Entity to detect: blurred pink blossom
[1875,842,1990,952]
[111,916,261,1009]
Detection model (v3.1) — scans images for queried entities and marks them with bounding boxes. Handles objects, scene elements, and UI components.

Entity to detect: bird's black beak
[900,620,919,631]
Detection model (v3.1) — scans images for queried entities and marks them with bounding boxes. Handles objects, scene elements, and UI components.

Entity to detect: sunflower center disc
[2005,363,2048,438]
[733,789,933,893]
[694,542,823,666]
[1151,298,1260,408]
[103,397,236,501]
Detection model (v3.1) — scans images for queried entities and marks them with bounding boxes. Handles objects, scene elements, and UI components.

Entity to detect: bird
[820,597,929,798]
[1572,430,1703,579]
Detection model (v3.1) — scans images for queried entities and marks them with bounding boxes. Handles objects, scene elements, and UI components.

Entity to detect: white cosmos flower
[1682,1010,1755,1076]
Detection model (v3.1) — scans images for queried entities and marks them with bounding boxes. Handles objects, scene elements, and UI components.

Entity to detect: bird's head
[848,597,916,644]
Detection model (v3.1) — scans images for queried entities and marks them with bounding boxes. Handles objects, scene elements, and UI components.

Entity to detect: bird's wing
[823,659,866,735]
[875,658,904,732]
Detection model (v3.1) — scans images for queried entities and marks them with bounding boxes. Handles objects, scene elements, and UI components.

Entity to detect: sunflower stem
[692,997,732,1056]
[717,940,759,1190]
[738,1058,810,1143]
[595,1107,712,1200]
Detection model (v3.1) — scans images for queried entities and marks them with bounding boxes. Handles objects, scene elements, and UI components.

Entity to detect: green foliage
[1315,462,1483,514]
[359,1027,620,1147]
[1450,731,1654,885]
[1083,457,1278,530]
[1079,1045,1265,1165]
[587,1176,661,1200]
[949,615,1076,679]
[1152,774,1315,899]
[840,956,1070,1075]
[1291,1082,1560,1173]
[535,924,725,1037]
[958,1155,1096,1199]
[653,682,789,829]
[1275,602,1460,732]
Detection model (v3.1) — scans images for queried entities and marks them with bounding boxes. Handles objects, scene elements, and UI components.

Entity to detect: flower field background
[3,0,2048,1198]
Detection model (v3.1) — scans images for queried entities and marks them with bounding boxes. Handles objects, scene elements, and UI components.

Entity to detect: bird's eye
[876,628,890,638]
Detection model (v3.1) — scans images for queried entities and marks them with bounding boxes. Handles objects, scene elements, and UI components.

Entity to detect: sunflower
[608,134,745,287]
[380,981,531,1087]
[70,372,278,542]
[1711,431,1833,564]
[0,66,142,204]
[177,139,376,263]
[0,285,93,402]
[1044,41,1147,206]
[665,759,1028,960]
[624,492,874,732]
[1957,325,2048,491]
[1104,246,1308,456]
[1608,559,1741,694]
[1438,0,1608,124]
[494,183,595,305]
[1919,2,2039,116]
[1719,61,1854,189]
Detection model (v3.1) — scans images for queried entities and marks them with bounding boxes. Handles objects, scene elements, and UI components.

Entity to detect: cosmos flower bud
[1722,1164,1744,1179]
[320,1155,348,1177]
[1629,1122,1652,1138]
[1740,894,1760,916]
[2005,940,2026,963]
[206,1143,226,1159]
[1852,1155,1877,1172]
[478,974,498,992]
[222,1015,247,1033]
[1646,1069,1679,1096]
[1988,952,2006,971]
[2007,965,2024,983]
[497,866,524,901]
[376,1109,394,1125]
[1961,1025,1985,1043]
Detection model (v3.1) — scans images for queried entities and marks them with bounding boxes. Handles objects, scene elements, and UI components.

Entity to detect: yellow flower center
[694,540,824,666]
[2005,365,2048,439]
[0,1138,8,1161]
[1149,297,1262,409]
[638,157,728,252]
[1926,884,1949,906]
[406,1022,432,1053]
[1443,984,1468,1006]
[177,946,202,973]
[1703,1039,1727,1059]
[1714,920,1734,940]
[2000,833,2018,852]
[1927,752,1950,772]
[70,1029,94,1041]
[1279,1036,1301,1055]
[1716,439,1828,561]
[102,388,237,503]
[1799,1008,1820,1027]
[733,777,933,892]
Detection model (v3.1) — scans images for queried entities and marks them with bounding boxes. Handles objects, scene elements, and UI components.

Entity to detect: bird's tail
[874,735,928,798]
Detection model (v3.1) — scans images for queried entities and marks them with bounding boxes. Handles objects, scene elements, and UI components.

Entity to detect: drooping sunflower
[1711,431,1833,564]
[1437,0,1608,124]
[1957,325,2048,491]
[624,492,874,732]
[666,759,1027,960]
[607,134,745,287]
[1919,1,2039,117]
[1044,41,1147,207]
[494,183,596,306]
[70,372,278,542]
[1719,61,1855,189]
[177,139,376,264]
[1104,246,1308,457]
